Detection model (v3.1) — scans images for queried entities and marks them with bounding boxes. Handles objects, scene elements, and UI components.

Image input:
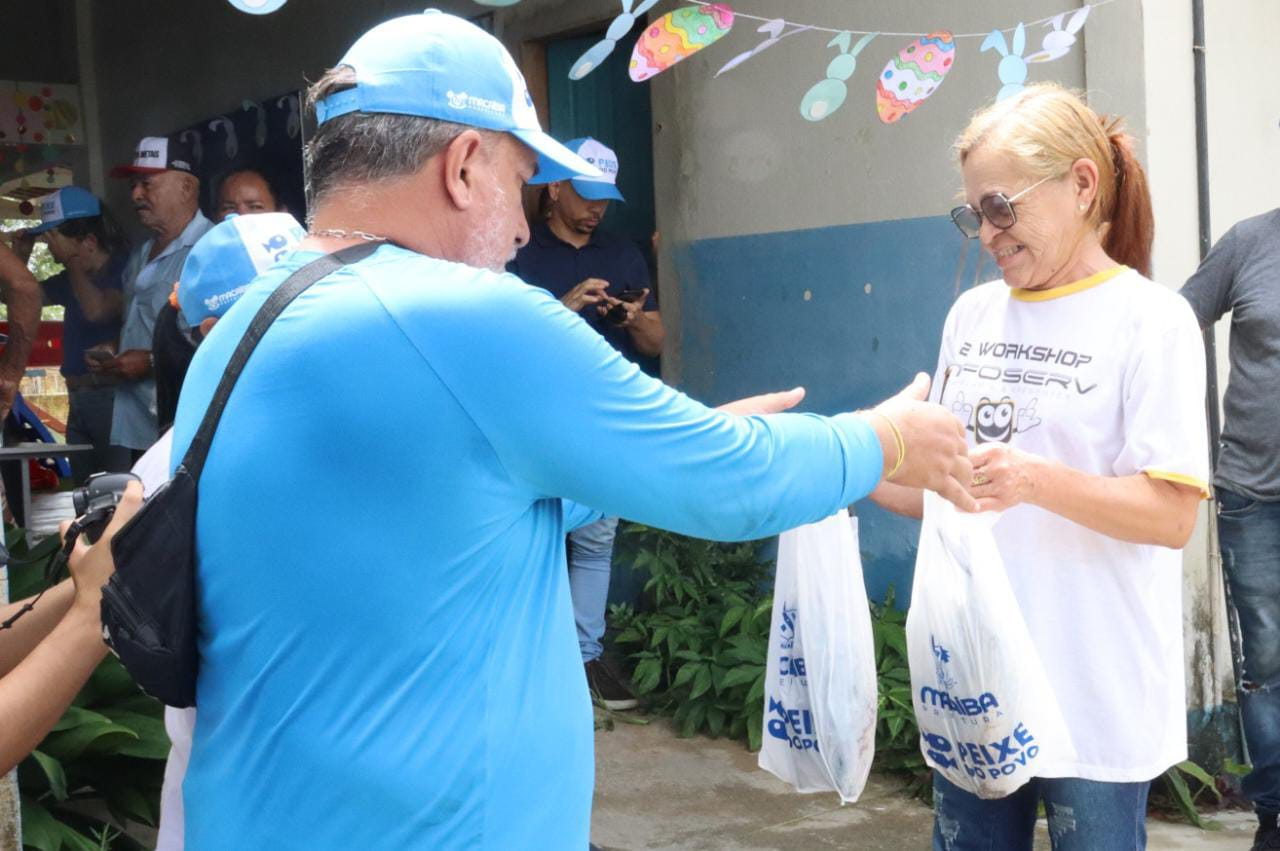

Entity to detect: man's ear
[441,129,490,211]
[546,181,562,204]
[199,316,219,338]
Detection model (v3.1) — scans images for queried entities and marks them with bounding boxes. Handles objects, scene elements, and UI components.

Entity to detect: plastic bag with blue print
[907,491,1076,798]
[758,508,877,803]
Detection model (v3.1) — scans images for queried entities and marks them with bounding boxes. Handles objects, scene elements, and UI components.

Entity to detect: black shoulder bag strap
[102,240,382,708]
[180,240,383,479]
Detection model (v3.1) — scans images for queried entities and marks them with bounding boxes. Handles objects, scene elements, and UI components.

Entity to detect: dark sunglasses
[949,174,1055,239]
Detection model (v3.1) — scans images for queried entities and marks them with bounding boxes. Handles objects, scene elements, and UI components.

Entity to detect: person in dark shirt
[16,187,131,481]
[509,138,664,710]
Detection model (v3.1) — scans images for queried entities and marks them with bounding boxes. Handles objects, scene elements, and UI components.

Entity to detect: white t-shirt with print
[932,267,1209,783]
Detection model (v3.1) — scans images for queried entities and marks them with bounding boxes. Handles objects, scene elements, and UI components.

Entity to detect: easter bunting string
[565,0,1116,125]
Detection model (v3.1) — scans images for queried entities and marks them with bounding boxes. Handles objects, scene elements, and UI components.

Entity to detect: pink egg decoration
[630,4,735,82]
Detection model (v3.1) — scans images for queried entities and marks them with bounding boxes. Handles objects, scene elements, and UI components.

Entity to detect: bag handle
[179,241,382,480]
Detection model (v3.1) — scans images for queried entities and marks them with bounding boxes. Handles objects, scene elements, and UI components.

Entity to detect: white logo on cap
[445,90,507,117]
[40,195,62,221]
[204,286,248,314]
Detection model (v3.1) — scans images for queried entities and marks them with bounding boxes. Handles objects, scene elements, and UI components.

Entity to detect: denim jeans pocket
[1217,489,1259,520]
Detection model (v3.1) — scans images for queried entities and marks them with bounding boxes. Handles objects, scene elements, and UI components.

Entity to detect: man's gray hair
[303,66,496,210]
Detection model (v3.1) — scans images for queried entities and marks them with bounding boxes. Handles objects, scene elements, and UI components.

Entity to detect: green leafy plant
[870,588,929,794]
[609,524,773,749]
[5,528,167,851]
[608,526,929,780]
[1157,759,1227,830]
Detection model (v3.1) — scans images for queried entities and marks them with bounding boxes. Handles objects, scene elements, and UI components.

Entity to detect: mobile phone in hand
[85,349,114,364]
[615,288,646,304]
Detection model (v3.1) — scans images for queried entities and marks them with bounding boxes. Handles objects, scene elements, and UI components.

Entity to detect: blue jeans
[567,516,619,663]
[1217,487,1280,818]
[66,385,131,483]
[932,773,1149,851]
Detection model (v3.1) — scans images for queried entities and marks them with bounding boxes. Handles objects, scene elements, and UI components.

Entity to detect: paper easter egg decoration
[875,32,955,124]
[630,4,735,82]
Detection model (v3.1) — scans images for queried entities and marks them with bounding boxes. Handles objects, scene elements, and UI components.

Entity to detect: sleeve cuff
[830,412,886,504]
[1144,469,1212,500]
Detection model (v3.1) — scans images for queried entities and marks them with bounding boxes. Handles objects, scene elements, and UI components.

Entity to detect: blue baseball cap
[561,138,625,202]
[177,213,305,325]
[29,186,101,235]
[314,10,601,185]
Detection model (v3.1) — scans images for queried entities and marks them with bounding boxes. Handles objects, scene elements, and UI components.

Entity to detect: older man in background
[103,135,212,455]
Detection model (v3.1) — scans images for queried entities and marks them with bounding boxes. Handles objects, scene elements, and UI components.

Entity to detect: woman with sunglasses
[874,83,1209,850]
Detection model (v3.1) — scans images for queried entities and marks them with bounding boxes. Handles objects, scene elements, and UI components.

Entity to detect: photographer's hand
[67,481,144,614]
[0,481,144,773]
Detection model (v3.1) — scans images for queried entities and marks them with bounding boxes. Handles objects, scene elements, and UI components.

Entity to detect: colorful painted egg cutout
[875,31,955,124]
[630,4,735,82]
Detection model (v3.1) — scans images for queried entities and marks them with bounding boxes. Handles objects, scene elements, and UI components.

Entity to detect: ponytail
[1101,127,1153,278]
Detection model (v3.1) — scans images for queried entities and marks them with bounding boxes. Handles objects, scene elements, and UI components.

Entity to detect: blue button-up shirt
[112,209,213,449]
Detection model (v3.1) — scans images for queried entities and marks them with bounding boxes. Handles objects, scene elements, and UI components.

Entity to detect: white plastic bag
[907,492,1076,798]
[758,509,877,803]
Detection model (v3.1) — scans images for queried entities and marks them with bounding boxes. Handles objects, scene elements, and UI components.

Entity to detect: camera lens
[606,304,628,324]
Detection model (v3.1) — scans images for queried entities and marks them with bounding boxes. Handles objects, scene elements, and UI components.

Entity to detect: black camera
[72,472,141,545]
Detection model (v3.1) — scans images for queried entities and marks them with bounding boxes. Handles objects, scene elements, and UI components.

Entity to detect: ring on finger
[972,472,989,486]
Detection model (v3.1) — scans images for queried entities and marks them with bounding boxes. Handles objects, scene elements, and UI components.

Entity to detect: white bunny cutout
[1028,7,1090,63]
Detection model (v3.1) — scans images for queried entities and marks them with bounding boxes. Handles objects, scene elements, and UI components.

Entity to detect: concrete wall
[647,0,1088,606]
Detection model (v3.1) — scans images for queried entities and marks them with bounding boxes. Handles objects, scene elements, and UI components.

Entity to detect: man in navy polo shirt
[510,138,663,709]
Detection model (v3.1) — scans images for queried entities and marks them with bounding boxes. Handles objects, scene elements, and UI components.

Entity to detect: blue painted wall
[671,214,987,607]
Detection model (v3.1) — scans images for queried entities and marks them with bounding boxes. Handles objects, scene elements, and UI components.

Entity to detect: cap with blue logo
[560,138,624,202]
[314,10,601,185]
[28,186,101,235]
[177,212,305,325]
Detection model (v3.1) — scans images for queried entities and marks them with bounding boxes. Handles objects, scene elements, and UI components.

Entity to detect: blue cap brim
[514,128,604,185]
[27,221,58,235]
[570,179,624,202]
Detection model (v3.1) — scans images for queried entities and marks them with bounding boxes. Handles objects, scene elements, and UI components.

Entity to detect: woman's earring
[1078,203,1088,212]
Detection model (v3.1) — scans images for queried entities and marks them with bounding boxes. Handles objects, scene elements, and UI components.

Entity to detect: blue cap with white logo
[29,186,101,235]
[177,212,305,325]
[314,10,602,185]
[560,138,625,202]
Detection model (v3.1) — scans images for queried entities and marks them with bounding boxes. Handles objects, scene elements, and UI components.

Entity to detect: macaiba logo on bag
[776,603,806,684]
[778,604,797,649]
[920,635,1001,719]
[766,697,820,752]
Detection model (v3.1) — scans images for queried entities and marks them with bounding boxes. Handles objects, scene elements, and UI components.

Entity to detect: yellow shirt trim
[1144,469,1211,500]
[1009,266,1129,302]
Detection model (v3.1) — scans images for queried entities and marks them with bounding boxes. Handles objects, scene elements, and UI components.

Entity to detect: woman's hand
[63,481,144,614]
[969,443,1044,512]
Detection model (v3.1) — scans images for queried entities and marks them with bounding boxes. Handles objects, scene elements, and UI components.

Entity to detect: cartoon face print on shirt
[952,392,1042,444]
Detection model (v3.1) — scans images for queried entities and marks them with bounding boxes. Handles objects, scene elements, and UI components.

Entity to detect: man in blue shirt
[172,12,975,849]
[105,135,212,456]
[511,139,663,709]
[13,187,132,481]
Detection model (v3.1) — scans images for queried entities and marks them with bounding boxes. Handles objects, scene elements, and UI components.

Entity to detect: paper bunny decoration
[1028,8,1090,63]
[981,23,1028,101]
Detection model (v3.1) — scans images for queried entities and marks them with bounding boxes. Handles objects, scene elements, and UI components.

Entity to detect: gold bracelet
[867,411,906,480]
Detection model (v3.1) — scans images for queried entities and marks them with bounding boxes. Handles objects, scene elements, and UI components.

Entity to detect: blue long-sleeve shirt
[171,245,882,849]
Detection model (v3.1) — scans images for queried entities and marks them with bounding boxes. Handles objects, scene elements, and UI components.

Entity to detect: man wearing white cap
[170,11,974,848]
[510,137,662,710]
[106,134,212,457]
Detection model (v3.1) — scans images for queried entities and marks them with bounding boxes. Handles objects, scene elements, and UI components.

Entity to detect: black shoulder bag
[101,242,381,708]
